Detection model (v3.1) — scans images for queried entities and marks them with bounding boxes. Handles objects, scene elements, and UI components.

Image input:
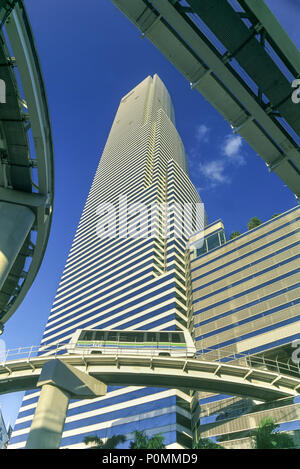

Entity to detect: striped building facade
[190,206,300,448]
[9,75,205,448]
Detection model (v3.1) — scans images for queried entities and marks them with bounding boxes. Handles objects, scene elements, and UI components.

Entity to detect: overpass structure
[1,346,299,447]
[0,1,54,329]
[111,0,300,199]
[0,347,299,401]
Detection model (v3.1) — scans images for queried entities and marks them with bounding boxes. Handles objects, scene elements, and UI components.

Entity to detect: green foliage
[230,211,281,240]
[83,434,126,449]
[229,231,241,240]
[253,417,294,449]
[247,217,262,230]
[129,430,165,449]
[193,438,224,449]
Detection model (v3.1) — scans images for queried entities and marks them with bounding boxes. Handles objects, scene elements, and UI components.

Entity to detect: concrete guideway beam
[0,1,54,325]
[0,352,295,448]
[242,0,300,76]
[0,354,299,401]
[25,359,107,449]
[0,201,35,291]
[110,0,300,199]
[0,187,49,210]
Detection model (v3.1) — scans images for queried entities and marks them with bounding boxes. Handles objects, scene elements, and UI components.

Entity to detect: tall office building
[189,207,300,448]
[9,75,205,449]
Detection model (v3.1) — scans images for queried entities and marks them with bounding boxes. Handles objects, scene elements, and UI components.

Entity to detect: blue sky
[0,0,299,428]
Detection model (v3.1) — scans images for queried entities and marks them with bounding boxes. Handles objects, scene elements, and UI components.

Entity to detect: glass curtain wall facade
[9,75,205,449]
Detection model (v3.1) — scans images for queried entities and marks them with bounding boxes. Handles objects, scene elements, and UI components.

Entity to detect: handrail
[0,342,299,378]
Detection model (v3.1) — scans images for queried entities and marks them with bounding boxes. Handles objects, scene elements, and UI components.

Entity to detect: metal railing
[0,342,197,363]
[196,348,300,378]
[0,342,299,378]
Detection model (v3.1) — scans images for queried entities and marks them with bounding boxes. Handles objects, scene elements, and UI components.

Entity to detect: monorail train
[68,328,196,357]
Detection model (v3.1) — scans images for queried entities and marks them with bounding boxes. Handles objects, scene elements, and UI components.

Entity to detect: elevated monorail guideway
[0,347,299,402]
[111,0,300,199]
[0,1,54,329]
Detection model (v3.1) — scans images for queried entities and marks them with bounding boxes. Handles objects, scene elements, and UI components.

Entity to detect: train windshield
[76,330,186,345]
[78,330,105,341]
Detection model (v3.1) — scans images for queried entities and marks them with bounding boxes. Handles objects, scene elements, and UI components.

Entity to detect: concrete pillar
[25,384,70,449]
[0,201,35,290]
[25,359,107,449]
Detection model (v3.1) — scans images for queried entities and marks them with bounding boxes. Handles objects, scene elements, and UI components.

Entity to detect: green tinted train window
[159,333,169,342]
[94,331,105,341]
[119,332,139,342]
[107,332,118,341]
[79,330,94,341]
[172,333,184,343]
[146,332,157,342]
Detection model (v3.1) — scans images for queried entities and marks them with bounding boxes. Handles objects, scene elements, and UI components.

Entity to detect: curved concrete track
[0,1,54,325]
[0,353,300,401]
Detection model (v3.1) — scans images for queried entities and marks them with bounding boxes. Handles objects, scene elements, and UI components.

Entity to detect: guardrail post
[4,348,8,365]
[27,345,34,361]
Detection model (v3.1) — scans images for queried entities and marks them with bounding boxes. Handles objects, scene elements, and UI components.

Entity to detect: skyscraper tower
[9,75,205,449]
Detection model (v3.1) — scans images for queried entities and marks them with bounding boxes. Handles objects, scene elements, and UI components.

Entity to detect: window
[196,241,207,257]
[146,332,157,342]
[95,331,105,341]
[207,233,220,251]
[159,332,169,342]
[107,331,118,341]
[171,333,182,343]
[79,330,94,341]
[219,230,226,245]
[119,332,139,343]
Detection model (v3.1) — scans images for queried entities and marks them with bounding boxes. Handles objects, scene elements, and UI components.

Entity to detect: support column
[0,201,35,290]
[25,359,107,449]
[25,384,70,449]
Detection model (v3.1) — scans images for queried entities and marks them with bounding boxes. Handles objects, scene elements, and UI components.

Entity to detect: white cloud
[222,134,246,165]
[189,129,247,189]
[189,147,199,160]
[195,124,210,143]
[199,160,229,185]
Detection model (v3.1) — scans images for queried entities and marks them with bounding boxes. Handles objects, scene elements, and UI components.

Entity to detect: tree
[193,438,224,449]
[129,430,165,449]
[83,434,126,449]
[247,217,261,230]
[253,417,294,449]
[229,231,241,240]
[271,213,279,219]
